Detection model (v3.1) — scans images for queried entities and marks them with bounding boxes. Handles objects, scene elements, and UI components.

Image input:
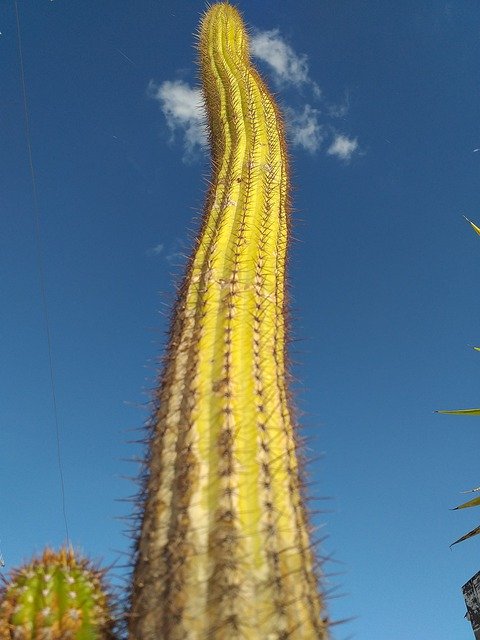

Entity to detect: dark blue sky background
[2,1,480,638]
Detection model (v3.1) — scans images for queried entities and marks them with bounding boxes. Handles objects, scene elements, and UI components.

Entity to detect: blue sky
[2,1,480,638]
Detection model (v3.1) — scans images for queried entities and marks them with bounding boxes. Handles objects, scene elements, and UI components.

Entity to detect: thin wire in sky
[14,0,70,547]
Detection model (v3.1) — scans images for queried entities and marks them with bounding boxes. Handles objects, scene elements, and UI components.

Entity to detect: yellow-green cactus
[0,547,115,639]
[129,4,328,639]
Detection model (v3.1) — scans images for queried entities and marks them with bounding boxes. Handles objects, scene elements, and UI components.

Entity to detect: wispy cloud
[250,29,306,86]
[149,28,359,162]
[284,105,324,154]
[250,28,322,98]
[327,134,358,161]
[165,238,190,267]
[146,239,190,267]
[148,80,207,160]
[327,90,350,119]
[146,243,164,257]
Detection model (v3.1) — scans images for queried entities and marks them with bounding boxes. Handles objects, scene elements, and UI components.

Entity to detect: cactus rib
[128,4,328,639]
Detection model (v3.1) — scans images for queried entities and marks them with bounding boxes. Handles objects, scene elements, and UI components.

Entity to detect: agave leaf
[463,215,480,236]
[445,216,480,549]
[461,486,480,494]
[451,524,480,547]
[452,496,480,510]
[435,408,480,415]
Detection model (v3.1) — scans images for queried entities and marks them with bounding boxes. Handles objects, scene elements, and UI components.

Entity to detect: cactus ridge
[128,4,328,639]
[0,547,115,640]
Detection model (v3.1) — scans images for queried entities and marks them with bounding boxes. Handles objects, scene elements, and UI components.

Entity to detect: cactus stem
[128,4,329,639]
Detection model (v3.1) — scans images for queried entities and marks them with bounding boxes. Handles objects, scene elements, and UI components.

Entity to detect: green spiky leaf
[442,216,480,548]
[451,524,480,547]
[463,215,480,236]
[452,495,480,510]
[461,486,480,494]
[435,408,480,415]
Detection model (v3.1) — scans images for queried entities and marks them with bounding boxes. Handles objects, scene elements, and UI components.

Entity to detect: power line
[14,0,70,547]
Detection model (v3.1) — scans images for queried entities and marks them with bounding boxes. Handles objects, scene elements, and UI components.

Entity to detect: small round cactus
[0,547,115,639]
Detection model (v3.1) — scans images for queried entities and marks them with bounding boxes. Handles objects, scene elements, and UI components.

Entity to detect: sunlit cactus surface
[128,3,328,639]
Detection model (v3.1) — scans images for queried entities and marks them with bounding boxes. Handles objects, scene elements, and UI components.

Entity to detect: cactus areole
[129,4,328,639]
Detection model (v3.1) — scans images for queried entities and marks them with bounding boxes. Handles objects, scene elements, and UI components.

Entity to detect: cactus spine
[129,4,328,639]
[0,547,114,640]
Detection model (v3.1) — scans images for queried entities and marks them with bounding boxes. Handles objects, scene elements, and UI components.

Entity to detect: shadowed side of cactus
[0,547,115,640]
[128,4,328,639]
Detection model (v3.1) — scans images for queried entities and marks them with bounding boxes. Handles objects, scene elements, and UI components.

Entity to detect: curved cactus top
[0,547,115,640]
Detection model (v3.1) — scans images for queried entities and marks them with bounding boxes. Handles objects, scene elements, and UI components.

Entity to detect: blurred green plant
[0,547,115,640]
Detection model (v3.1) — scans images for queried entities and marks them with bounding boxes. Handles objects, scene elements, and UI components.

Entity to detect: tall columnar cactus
[0,547,114,639]
[128,4,328,640]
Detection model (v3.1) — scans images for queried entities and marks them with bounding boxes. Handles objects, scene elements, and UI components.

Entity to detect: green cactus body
[129,4,328,639]
[0,548,114,640]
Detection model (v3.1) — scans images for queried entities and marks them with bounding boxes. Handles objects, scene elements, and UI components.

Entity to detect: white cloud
[148,31,359,162]
[327,134,358,161]
[148,80,207,159]
[250,30,360,159]
[250,29,310,88]
[146,243,164,257]
[165,238,190,267]
[284,105,323,153]
[311,82,322,99]
[327,90,350,118]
